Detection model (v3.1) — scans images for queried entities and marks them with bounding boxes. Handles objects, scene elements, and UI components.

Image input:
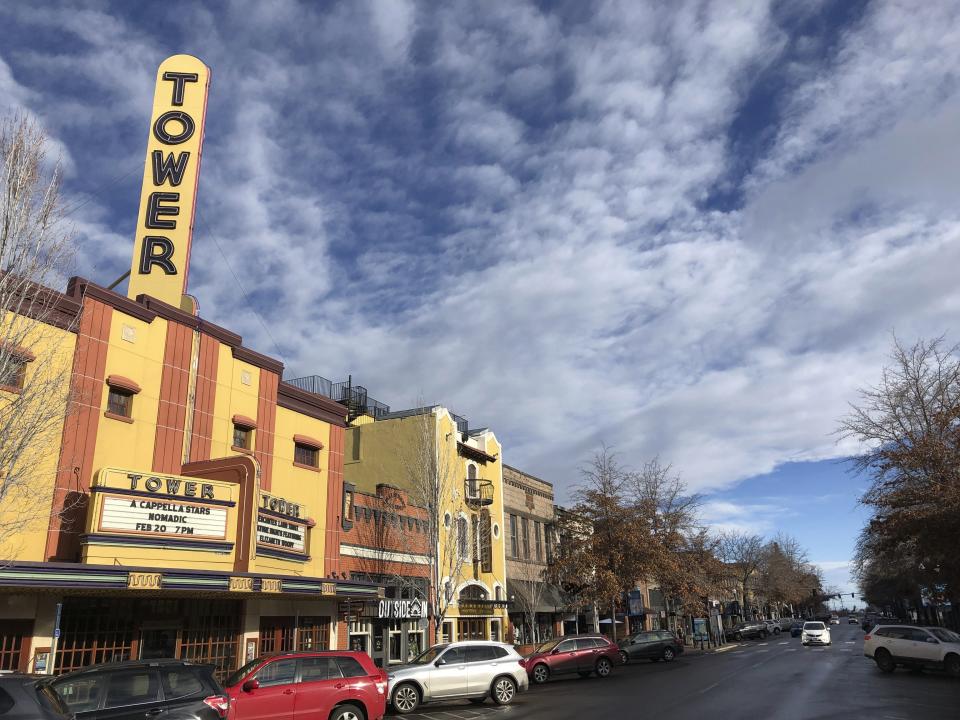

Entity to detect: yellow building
[0,55,378,678]
[337,401,510,647]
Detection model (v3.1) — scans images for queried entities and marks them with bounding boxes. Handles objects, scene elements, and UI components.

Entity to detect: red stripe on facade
[189,333,218,462]
[254,370,278,491]
[46,298,113,561]
[324,425,345,578]
[153,321,193,474]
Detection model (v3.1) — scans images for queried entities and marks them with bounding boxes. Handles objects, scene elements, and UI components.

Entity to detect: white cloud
[3,0,960,519]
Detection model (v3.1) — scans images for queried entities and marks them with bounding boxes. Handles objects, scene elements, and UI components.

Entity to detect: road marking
[785,648,797,652]
[778,641,788,645]
[698,681,720,694]
[714,645,737,653]
[758,642,769,646]
[845,641,856,644]
[729,650,744,654]
[755,649,769,653]
[750,662,764,669]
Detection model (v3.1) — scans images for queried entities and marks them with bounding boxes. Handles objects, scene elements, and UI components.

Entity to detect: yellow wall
[91,313,168,473]
[251,405,332,577]
[0,315,77,561]
[343,408,509,639]
[210,346,260,458]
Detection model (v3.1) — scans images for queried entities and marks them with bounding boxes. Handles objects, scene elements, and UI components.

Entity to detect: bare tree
[839,335,960,602]
[510,553,548,645]
[0,115,78,552]
[717,531,766,619]
[402,407,469,642]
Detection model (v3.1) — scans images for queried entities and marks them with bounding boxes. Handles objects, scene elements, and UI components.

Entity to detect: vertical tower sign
[128,54,210,307]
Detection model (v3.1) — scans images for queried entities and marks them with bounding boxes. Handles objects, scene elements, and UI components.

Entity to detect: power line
[60,162,144,219]
[193,208,287,365]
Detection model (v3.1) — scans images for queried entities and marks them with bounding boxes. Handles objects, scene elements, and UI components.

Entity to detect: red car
[523,634,620,684]
[224,651,387,720]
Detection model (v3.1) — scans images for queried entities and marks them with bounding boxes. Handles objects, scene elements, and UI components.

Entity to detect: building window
[444,512,451,529]
[233,425,251,450]
[545,523,554,564]
[509,514,518,559]
[467,464,478,498]
[457,516,469,560]
[107,388,133,418]
[104,375,141,422]
[534,521,543,561]
[521,516,530,560]
[0,357,27,392]
[495,586,503,601]
[294,443,318,468]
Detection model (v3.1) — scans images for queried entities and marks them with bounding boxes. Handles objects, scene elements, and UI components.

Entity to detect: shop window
[388,621,403,664]
[0,621,30,672]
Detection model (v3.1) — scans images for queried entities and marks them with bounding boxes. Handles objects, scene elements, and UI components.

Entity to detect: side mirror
[434,657,446,667]
[551,648,561,655]
[242,679,260,692]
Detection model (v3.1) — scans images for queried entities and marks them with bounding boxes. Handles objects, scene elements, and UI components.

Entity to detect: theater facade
[0,55,379,678]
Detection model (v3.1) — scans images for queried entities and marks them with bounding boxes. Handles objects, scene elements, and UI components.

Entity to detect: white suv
[864,624,960,676]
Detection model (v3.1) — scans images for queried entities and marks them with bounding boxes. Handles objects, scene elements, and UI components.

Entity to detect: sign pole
[48,601,62,675]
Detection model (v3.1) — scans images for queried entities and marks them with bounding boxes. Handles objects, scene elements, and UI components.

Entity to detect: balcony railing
[465,479,494,507]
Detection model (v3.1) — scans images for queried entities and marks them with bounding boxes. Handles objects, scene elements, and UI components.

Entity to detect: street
[392,624,958,720]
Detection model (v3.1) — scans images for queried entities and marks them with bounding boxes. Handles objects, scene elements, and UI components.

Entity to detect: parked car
[617,630,684,664]
[730,621,768,641]
[388,641,527,714]
[762,620,782,635]
[864,624,960,676]
[790,622,804,638]
[801,621,832,646]
[52,659,229,720]
[0,674,73,720]
[524,634,620,684]
[848,616,860,624]
[223,651,387,720]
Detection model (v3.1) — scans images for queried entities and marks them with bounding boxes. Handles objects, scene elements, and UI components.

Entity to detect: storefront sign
[100,495,228,539]
[128,54,211,306]
[256,514,307,553]
[127,572,163,590]
[321,582,336,596]
[259,492,303,519]
[378,598,425,620]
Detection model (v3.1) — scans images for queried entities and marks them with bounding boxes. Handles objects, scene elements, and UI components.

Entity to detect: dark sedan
[730,621,769,641]
[790,622,804,637]
[618,630,685,664]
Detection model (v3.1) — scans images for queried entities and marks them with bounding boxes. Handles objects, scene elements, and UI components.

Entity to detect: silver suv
[864,624,960,675]
[388,641,528,714]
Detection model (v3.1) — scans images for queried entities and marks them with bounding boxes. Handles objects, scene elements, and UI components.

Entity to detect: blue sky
[3,0,959,596]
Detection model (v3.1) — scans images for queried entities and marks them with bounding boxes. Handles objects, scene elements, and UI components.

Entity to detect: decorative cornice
[106,375,142,394]
[277,382,348,427]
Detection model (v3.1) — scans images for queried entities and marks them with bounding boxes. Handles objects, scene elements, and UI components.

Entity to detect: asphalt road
[391,623,959,720]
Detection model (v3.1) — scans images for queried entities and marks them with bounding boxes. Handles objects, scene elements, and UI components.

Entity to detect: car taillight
[203,695,230,719]
[864,635,871,641]
[374,670,388,695]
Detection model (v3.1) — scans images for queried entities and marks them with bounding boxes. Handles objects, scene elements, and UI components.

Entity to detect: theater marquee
[127,54,211,307]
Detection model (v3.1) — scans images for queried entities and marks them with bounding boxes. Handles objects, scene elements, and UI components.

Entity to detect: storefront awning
[506,580,567,614]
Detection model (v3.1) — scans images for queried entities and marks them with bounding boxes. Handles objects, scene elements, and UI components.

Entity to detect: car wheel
[619,650,629,665]
[874,648,896,674]
[491,677,516,706]
[392,683,420,714]
[663,647,675,662]
[774,628,781,634]
[944,654,960,677]
[331,704,364,720]
[595,657,612,677]
[532,663,550,684]
[734,633,742,641]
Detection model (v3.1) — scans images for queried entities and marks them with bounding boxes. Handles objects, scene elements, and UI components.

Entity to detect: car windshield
[534,639,563,653]
[410,645,448,664]
[225,658,261,687]
[929,628,960,643]
[804,622,825,630]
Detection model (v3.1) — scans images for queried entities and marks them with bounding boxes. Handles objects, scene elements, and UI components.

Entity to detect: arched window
[495,586,502,601]
[457,516,469,559]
